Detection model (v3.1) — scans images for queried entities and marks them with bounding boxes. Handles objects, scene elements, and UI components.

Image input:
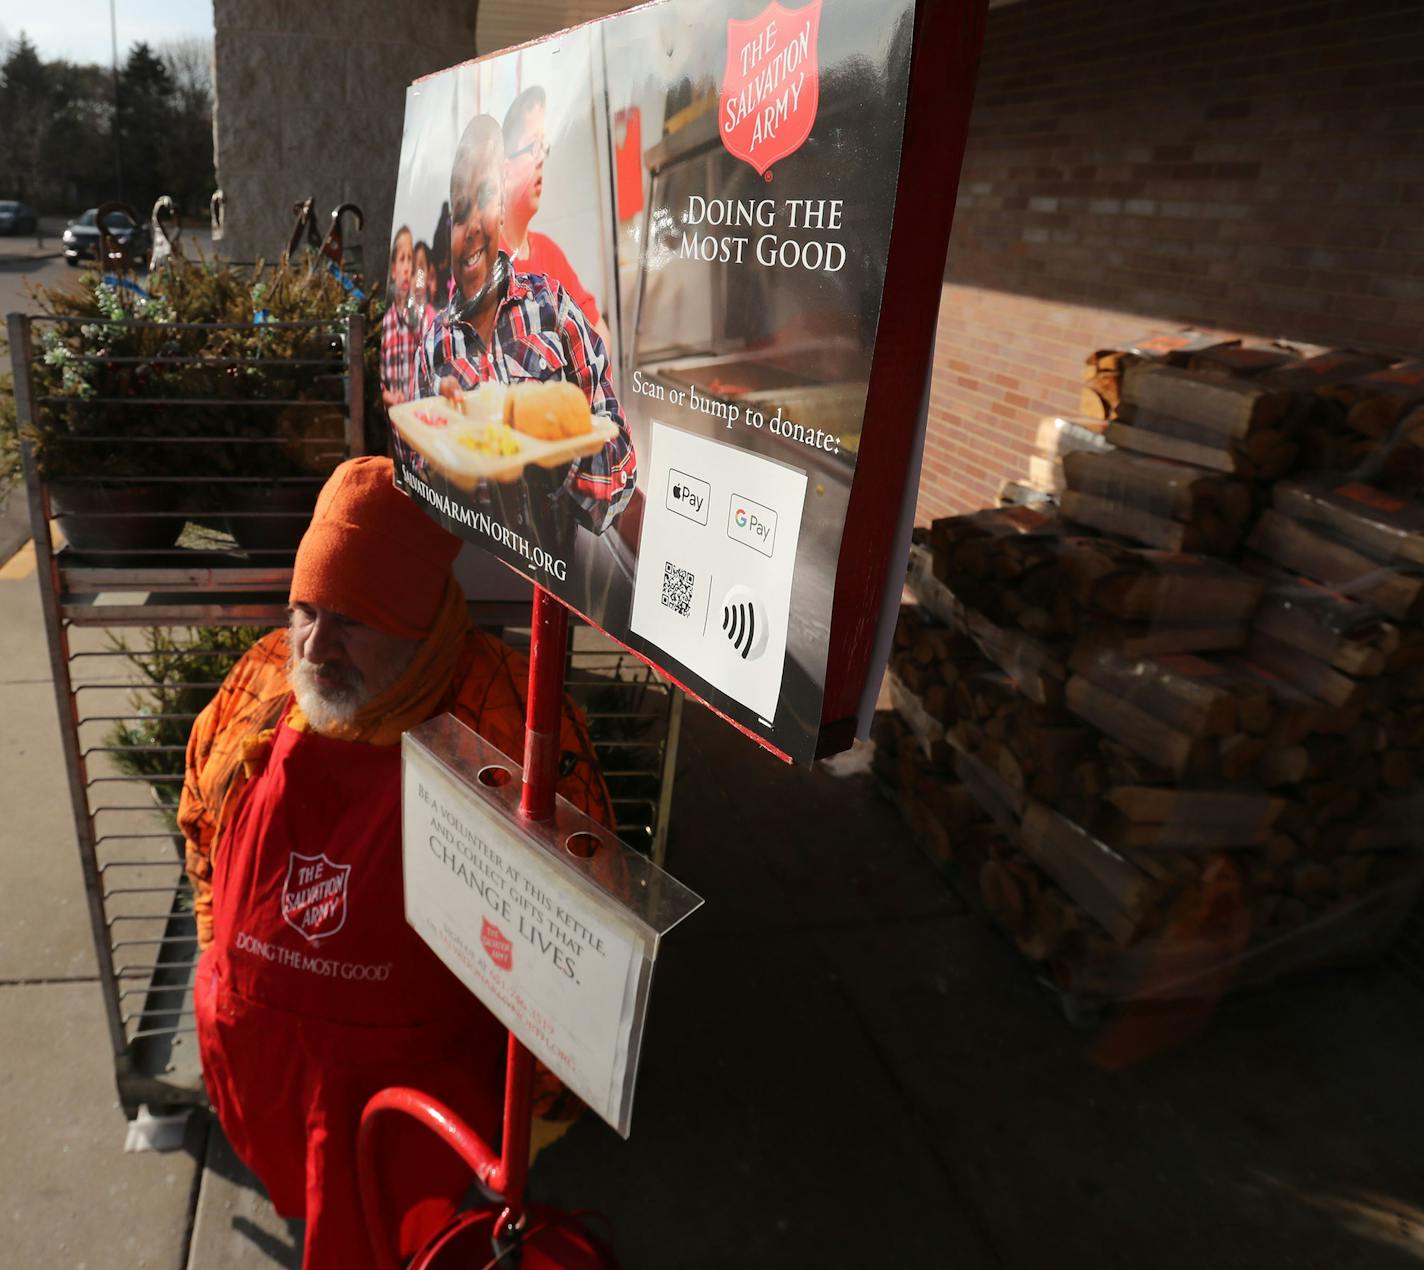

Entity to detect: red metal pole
[494,584,570,1243]
[521,584,570,822]
[360,587,577,1266]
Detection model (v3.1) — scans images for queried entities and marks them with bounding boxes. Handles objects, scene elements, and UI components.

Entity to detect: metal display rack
[565,631,682,868]
[9,310,366,1115]
[8,308,683,1117]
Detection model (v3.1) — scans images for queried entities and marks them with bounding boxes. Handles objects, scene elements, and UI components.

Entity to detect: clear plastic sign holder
[400,713,703,1137]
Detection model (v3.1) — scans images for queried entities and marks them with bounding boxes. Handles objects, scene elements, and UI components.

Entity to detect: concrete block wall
[921,0,1424,520]
[209,1,637,280]
[211,0,478,278]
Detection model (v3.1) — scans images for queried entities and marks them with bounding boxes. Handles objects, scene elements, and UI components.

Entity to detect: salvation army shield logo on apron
[281,852,352,943]
[719,0,822,176]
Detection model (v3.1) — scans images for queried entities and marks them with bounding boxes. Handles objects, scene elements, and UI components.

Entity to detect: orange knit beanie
[290,457,461,639]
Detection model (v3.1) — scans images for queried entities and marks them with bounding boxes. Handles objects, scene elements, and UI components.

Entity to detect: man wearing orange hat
[180,457,611,1269]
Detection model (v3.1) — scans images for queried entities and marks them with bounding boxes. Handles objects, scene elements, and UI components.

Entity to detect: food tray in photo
[389,391,620,488]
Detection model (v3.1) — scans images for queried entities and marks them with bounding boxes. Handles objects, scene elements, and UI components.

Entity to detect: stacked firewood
[873,705,1094,968]
[1019,414,1111,499]
[885,331,1424,1002]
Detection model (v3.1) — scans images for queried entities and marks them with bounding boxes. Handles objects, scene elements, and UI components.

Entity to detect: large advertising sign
[383,0,983,763]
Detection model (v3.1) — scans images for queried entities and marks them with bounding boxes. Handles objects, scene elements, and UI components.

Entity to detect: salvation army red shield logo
[281,852,351,943]
[481,918,514,971]
[719,0,822,176]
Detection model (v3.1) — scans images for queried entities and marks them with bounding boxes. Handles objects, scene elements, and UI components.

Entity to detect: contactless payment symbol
[481,917,514,971]
[719,584,769,661]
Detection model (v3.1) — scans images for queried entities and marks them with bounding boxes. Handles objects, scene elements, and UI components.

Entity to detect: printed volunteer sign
[401,716,702,1136]
[384,0,979,763]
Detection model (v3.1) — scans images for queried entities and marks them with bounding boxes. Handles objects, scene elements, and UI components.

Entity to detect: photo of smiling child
[387,107,635,580]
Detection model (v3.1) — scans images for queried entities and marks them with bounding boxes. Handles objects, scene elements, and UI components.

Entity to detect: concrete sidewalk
[3,546,1424,1267]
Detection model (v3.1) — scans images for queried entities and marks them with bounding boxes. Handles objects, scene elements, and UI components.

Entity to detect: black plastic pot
[225,481,319,553]
[47,482,183,552]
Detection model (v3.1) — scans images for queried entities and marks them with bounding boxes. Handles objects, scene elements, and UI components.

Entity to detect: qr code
[661,562,695,617]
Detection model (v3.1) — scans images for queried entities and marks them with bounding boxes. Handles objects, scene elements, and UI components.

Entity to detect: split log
[1066,674,1217,781]
[1247,631,1366,713]
[1246,510,1424,621]
[1212,655,1319,745]
[952,747,1026,831]
[1105,785,1284,828]
[1377,406,1424,496]
[1122,363,1292,438]
[1106,418,1297,481]
[1063,448,1252,543]
[1318,362,1424,438]
[1097,812,1271,851]
[1274,480,1424,568]
[1070,646,1243,738]
[1247,569,1398,678]
[1060,538,1263,623]
[1062,489,1209,552]
[1020,801,1159,946]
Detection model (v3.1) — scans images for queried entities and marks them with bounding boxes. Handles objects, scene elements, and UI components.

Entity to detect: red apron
[195,703,505,1269]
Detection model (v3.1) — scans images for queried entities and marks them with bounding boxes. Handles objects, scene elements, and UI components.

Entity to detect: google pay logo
[727,494,775,558]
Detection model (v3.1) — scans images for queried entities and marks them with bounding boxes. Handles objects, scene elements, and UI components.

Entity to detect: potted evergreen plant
[22,253,387,555]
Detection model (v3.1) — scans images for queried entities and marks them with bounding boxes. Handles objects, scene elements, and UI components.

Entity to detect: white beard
[289,656,367,730]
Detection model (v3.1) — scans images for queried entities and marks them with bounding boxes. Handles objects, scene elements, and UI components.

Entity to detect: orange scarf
[219,580,472,847]
[284,578,471,745]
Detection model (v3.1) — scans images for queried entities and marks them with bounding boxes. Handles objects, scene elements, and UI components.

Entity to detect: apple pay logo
[666,468,710,525]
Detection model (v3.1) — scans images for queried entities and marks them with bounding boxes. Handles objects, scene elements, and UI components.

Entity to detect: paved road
[0,248,70,326]
[1,247,70,565]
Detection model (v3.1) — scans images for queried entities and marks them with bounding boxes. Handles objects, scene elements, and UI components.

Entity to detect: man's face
[450,143,503,305]
[288,603,419,728]
[391,234,413,303]
[505,103,547,221]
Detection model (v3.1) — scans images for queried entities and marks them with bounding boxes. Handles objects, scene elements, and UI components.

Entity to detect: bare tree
[157,36,213,105]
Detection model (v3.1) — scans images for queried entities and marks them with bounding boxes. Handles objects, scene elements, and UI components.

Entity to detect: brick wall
[920,0,1424,520]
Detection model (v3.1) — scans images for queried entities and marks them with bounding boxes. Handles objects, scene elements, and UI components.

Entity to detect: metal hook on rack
[285,197,323,265]
[320,202,364,268]
[149,196,183,271]
[95,200,144,285]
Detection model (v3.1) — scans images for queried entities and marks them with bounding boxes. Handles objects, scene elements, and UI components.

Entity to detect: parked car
[0,200,38,235]
[62,208,152,267]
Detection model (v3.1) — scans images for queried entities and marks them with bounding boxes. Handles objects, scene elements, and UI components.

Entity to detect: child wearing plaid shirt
[380,225,424,407]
